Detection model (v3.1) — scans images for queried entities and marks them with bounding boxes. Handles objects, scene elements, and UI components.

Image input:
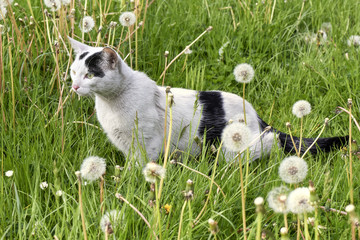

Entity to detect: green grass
[1,0,360,239]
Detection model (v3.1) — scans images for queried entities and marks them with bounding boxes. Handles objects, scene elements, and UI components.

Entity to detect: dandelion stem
[177,201,187,240]
[162,56,168,86]
[8,36,15,130]
[296,215,301,240]
[163,90,169,154]
[77,175,88,240]
[158,97,173,201]
[302,121,327,158]
[155,182,162,240]
[100,176,105,214]
[119,22,142,45]
[142,0,149,32]
[244,148,250,196]
[193,142,223,225]
[173,161,225,198]
[159,26,212,79]
[269,0,277,23]
[347,100,354,204]
[299,117,303,155]
[286,124,300,157]
[115,193,159,240]
[82,0,88,43]
[284,213,288,230]
[314,208,319,240]
[337,107,360,133]
[255,211,262,240]
[319,206,347,215]
[304,212,310,240]
[351,223,356,240]
[239,154,247,240]
[128,32,132,68]
[242,83,247,124]
[298,0,305,20]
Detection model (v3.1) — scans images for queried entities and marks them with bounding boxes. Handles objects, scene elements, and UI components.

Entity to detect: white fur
[69,38,277,164]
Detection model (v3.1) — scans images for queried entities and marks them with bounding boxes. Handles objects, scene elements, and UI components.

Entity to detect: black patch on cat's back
[79,52,89,60]
[84,52,105,78]
[198,91,227,144]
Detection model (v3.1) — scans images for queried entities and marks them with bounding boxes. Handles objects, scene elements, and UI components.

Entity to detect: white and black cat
[68,37,347,164]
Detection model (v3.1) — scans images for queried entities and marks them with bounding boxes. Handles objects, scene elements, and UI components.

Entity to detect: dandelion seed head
[61,0,70,6]
[208,218,215,225]
[0,0,13,6]
[109,21,117,28]
[292,100,311,118]
[287,187,314,214]
[230,114,246,124]
[44,0,61,11]
[218,41,230,61]
[80,156,106,182]
[321,22,332,34]
[347,35,360,47]
[80,16,95,33]
[0,24,5,34]
[233,63,255,83]
[0,6,7,20]
[142,162,166,183]
[267,186,290,213]
[304,32,317,44]
[184,47,192,55]
[100,210,121,234]
[346,204,355,213]
[279,156,308,184]
[40,181,48,190]
[56,190,63,196]
[280,227,288,235]
[317,30,327,45]
[222,122,251,152]
[208,218,219,235]
[5,170,13,177]
[119,11,136,27]
[254,197,264,206]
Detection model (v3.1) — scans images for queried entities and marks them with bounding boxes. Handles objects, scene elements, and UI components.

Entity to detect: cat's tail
[258,117,348,155]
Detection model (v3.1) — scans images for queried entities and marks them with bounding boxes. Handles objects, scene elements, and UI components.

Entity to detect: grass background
[1,0,360,239]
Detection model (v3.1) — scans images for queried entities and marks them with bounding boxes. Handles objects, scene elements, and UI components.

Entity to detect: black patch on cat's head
[198,91,227,145]
[84,52,105,78]
[79,52,89,60]
[84,48,119,78]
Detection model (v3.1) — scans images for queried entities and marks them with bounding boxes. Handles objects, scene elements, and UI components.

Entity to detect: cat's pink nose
[72,85,80,91]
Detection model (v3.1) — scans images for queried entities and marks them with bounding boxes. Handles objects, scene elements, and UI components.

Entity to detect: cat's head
[68,37,132,97]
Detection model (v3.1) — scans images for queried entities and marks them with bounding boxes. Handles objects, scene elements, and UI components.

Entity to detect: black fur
[258,117,348,154]
[198,91,227,144]
[84,52,105,78]
[79,51,89,60]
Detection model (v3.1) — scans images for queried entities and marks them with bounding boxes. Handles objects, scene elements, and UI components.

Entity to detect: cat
[68,37,347,164]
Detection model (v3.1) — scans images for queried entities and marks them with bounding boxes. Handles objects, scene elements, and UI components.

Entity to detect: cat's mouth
[72,85,92,96]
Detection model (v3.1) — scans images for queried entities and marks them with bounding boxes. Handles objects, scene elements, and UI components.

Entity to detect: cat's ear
[67,36,90,54]
[102,47,119,70]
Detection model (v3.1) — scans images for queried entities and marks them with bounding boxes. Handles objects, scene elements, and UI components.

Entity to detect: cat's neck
[95,70,159,110]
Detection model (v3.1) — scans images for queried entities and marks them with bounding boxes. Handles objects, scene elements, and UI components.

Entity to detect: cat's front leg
[143,134,163,162]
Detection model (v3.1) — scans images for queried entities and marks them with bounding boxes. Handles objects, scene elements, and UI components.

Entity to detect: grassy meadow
[1,0,360,239]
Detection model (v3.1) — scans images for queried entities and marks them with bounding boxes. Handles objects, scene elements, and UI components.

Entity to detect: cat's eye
[72,70,76,75]
[85,73,94,79]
